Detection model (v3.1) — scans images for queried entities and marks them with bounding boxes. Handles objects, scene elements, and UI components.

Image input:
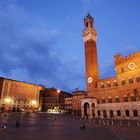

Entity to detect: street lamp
[5,97,11,104]
[4,97,12,112]
[57,89,60,93]
[31,100,37,106]
[56,89,61,113]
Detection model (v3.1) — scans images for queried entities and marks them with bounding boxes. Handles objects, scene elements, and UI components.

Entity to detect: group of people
[0,113,21,135]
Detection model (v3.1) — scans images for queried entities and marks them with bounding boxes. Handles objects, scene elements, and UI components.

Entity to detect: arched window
[103,110,107,118]
[131,95,136,102]
[108,97,112,103]
[86,22,88,28]
[129,78,133,84]
[110,110,114,118]
[102,98,106,103]
[92,103,95,108]
[107,83,111,88]
[122,80,126,85]
[97,110,100,116]
[100,83,105,88]
[115,97,120,103]
[90,22,93,28]
[136,76,140,82]
[113,81,118,86]
[123,96,128,102]
[125,110,130,117]
[117,110,121,116]
[133,110,138,117]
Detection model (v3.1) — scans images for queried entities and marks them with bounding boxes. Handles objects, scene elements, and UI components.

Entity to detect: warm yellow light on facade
[5,97,11,104]
[57,89,61,93]
[31,100,37,105]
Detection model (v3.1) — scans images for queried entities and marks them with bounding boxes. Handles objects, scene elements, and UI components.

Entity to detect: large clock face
[87,77,93,83]
[128,62,136,70]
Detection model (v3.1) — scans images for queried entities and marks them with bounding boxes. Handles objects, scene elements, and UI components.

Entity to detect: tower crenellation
[115,51,140,65]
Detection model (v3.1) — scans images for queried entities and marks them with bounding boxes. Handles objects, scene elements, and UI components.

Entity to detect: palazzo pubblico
[81,14,140,120]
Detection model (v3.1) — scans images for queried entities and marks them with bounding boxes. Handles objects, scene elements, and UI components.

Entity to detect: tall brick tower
[82,13,99,95]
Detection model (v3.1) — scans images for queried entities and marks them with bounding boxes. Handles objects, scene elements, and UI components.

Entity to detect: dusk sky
[0,0,140,92]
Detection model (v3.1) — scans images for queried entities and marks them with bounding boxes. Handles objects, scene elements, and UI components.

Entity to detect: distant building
[40,87,72,113]
[0,77,44,112]
[64,97,72,114]
[81,13,140,120]
[64,90,87,116]
[72,90,87,116]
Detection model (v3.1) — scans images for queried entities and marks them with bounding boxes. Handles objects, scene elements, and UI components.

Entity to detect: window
[97,99,100,104]
[108,98,112,103]
[122,80,126,85]
[102,99,106,103]
[97,110,100,116]
[136,77,140,82]
[107,83,111,88]
[115,97,120,103]
[100,84,105,88]
[103,110,107,118]
[86,22,88,28]
[121,68,124,72]
[125,110,130,117]
[129,79,133,84]
[123,96,128,102]
[90,22,93,28]
[131,96,136,102]
[113,81,118,87]
[133,110,138,117]
[117,110,121,116]
[110,110,114,118]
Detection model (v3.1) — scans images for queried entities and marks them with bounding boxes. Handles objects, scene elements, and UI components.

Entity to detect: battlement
[114,51,140,64]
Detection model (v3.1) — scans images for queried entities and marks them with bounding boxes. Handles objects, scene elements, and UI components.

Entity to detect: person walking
[0,122,7,135]
[16,115,20,127]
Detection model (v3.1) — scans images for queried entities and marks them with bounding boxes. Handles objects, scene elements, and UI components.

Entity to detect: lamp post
[4,97,12,112]
[57,89,61,113]
[31,100,38,112]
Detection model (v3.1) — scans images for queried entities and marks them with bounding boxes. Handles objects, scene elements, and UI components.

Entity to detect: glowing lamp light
[57,89,60,93]
[32,100,37,105]
[5,97,11,104]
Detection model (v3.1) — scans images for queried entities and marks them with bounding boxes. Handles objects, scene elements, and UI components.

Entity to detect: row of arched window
[100,76,140,89]
[97,94,139,104]
[97,110,138,118]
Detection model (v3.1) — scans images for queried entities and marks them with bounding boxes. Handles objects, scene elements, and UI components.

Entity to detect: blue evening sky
[0,0,140,92]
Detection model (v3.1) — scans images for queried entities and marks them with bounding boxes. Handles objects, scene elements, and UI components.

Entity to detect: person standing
[16,115,20,127]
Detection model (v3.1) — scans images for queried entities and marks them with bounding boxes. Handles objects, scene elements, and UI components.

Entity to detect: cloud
[0,0,85,92]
